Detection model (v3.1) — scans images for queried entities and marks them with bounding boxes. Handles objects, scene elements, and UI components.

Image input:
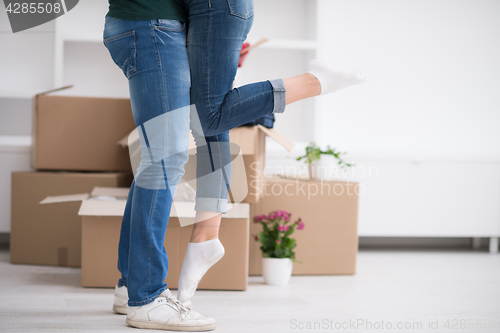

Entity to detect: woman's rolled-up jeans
[103,0,286,306]
[185,0,286,212]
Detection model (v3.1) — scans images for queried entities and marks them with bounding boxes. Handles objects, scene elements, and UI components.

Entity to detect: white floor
[0,247,499,333]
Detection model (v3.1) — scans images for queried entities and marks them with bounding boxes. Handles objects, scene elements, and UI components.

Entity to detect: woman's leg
[283,74,321,105]
[177,131,229,303]
[104,17,191,306]
[178,0,366,303]
[184,0,365,138]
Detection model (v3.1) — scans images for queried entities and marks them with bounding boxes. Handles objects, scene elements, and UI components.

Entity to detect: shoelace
[166,297,190,320]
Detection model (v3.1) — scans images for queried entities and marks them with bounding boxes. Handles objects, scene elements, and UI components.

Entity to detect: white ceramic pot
[261,257,293,285]
[308,155,339,181]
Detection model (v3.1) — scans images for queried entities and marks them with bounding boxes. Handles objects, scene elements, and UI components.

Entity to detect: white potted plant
[296,142,353,180]
[253,210,304,285]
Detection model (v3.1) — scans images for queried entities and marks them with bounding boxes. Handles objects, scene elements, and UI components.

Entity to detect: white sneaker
[113,285,128,315]
[126,289,216,331]
[113,285,192,315]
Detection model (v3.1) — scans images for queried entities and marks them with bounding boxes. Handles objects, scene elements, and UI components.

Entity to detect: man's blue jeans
[104,17,191,306]
[103,0,286,307]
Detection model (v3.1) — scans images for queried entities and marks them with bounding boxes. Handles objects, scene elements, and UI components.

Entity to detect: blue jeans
[103,17,191,306]
[185,0,286,213]
[103,0,286,307]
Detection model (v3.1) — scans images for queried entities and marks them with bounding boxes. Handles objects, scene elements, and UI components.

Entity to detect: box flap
[257,125,294,152]
[40,193,89,204]
[78,200,249,218]
[78,200,127,216]
[91,187,130,198]
[35,85,74,97]
[227,127,258,155]
[117,127,139,147]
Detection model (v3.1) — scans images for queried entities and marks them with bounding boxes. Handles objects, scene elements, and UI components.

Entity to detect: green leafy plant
[253,210,304,262]
[296,142,353,169]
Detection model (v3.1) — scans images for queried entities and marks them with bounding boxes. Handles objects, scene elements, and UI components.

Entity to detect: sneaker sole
[113,305,128,315]
[126,318,216,331]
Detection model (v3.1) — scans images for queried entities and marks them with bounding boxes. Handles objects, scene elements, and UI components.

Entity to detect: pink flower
[254,235,259,241]
[298,222,305,230]
[254,215,269,223]
[277,225,284,232]
[280,233,285,238]
[276,239,281,243]
[285,225,290,231]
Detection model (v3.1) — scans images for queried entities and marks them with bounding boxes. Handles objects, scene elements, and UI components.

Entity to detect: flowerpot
[308,156,339,181]
[261,257,293,285]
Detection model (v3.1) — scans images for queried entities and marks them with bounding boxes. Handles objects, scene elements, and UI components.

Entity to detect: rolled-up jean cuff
[194,197,228,214]
[268,79,286,114]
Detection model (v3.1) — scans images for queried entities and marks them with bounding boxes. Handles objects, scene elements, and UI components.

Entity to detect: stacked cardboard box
[10,87,257,291]
[11,86,360,288]
[10,87,136,267]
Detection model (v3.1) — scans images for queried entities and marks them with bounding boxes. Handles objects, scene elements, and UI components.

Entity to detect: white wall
[315,0,500,157]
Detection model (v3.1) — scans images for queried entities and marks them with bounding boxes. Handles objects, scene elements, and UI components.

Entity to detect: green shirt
[107,0,188,23]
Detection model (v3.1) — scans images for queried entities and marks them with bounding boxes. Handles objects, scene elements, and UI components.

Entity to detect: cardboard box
[249,176,359,275]
[71,188,250,289]
[31,87,136,171]
[120,125,294,204]
[10,171,133,267]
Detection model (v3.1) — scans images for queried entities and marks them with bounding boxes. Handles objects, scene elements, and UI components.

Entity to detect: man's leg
[104,17,190,305]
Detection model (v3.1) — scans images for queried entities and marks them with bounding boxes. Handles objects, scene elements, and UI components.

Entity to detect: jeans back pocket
[227,0,254,19]
[103,30,137,79]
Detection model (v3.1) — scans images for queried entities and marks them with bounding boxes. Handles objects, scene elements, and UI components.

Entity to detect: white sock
[306,59,367,95]
[177,239,225,303]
